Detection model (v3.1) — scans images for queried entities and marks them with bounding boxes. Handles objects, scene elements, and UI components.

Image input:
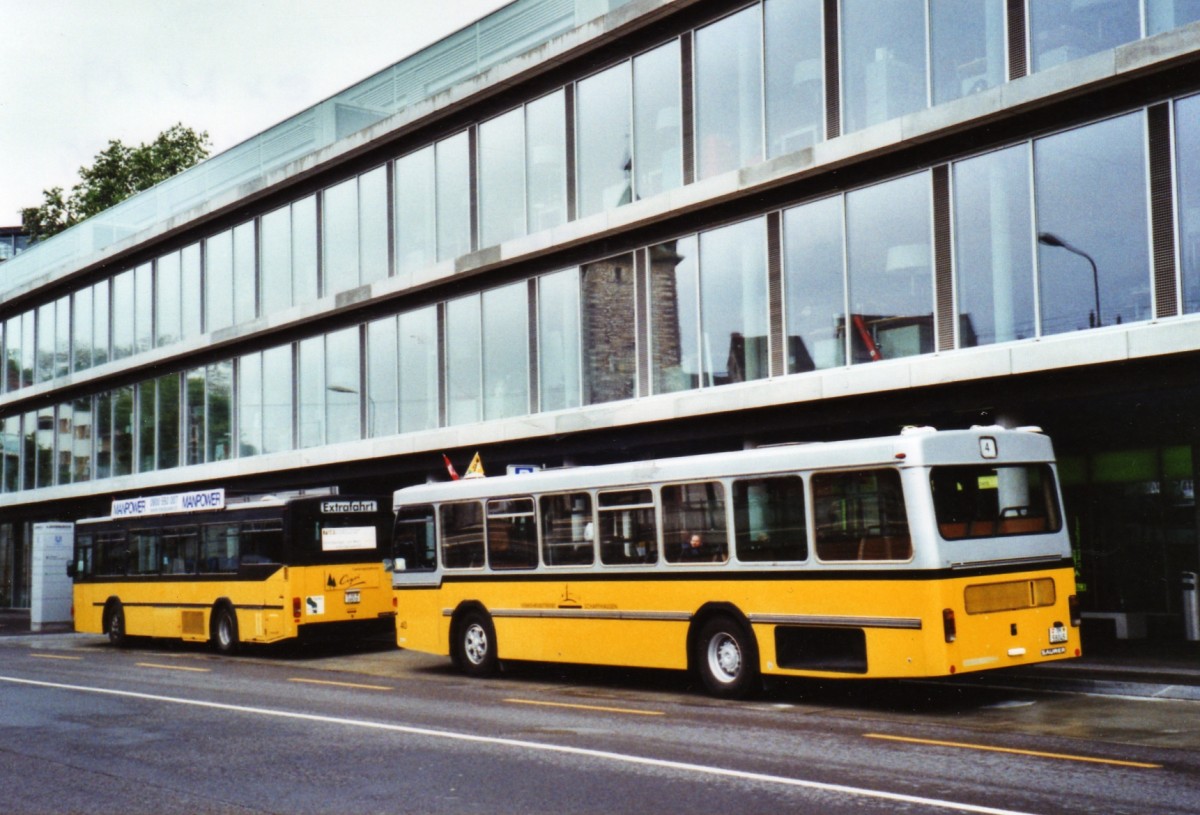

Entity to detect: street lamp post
[1038,232,1101,328]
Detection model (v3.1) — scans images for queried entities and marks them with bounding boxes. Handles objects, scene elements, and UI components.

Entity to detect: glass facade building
[1,0,1200,643]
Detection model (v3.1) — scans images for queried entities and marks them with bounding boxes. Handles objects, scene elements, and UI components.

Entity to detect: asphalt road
[1,634,1196,815]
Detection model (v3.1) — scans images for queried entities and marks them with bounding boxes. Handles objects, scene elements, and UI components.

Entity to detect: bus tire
[105,601,127,648]
[454,610,498,677]
[695,616,760,699]
[211,604,240,656]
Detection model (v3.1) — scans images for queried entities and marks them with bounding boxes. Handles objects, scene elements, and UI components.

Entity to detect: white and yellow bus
[391,427,1080,697]
[71,490,396,653]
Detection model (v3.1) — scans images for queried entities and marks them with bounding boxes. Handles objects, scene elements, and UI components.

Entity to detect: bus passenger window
[392,505,437,571]
[441,502,484,569]
[487,498,538,569]
[200,524,239,573]
[813,469,911,561]
[930,464,1061,539]
[733,476,807,562]
[598,489,657,565]
[95,531,128,576]
[662,482,727,563]
[540,493,594,566]
[131,530,161,575]
[240,521,284,564]
[161,526,199,574]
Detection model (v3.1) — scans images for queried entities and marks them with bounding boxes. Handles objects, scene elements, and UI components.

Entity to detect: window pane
[598,504,657,564]
[395,146,435,276]
[540,493,594,566]
[92,280,110,366]
[185,368,205,466]
[526,90,567,232]
[1176,94,1200,314]
[233,222,256,326]
[96,392,113,479]
[35,303,53,383]
[399,306,439,433]
[695,6,763,179]
[701,218,769,385]
[157,373,179,470]
[953,145,1035,345]
[293,195,319,305]
[112,272,134,360]
[735,476,807,561]
[366,316,398,438]
[930,0,1005,105]
[581,254,637,404]
[3,415,21,491]
[1148,0,1200,34]
[537,269,581,411]
[784,196,846,371]
[71,396,92,483]
[765,0,824,158]
[813,469,911,561]
[261,344,293,455]
[931,464,1062,539]
[135,262,153,353]
[1030,0,1140,71]
[436,132,471,262]
[846,172,933,362]
[20,310,34,388]
[323,177,360,296]
[633,40,682,199]
[446,295,482,425]
[298,336,325,448]
[56,402,73,485]
[1034,113,1149,334]
[180,244,202,340]
[326,326,360,444]
[487,500,538,569]
[237,352,262,457]
[360,166,389,286]
[482,282,529,421]
[662,482,728,563]
[576,62,632,218]
[393,505,437,571]
[260,204,292,315]
[841,0,927,133]
[479,108,526,247]
[206,361,233,462]
[156,251,181,347]
[54,295,70,378]
[650,236,700,393]
[206,229,234,332]
[441,502,484,569]
[138,380,156,472]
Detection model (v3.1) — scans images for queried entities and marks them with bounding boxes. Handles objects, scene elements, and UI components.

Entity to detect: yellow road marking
[136,662,212,673]
[288,677,393,692]
[864,733,1161,769]
[31,653,83,661]
[505,698,665,717]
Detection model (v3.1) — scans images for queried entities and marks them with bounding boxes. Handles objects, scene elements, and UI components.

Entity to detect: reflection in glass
[841,0,927,133]
[482,282,529,421]
[480,108,526,247]
[1177,94,1200,313]
[95,393,112,480]
[695,5,763,179]
[1148,0,1200,34]
[446,295,482,425]
[526,91,567,232]
[581,254,637,404]
[765,0,824,158]
[298,336,325,449]
[260,204,293,315]
[111,273,133,360]
[293,196,319,306]
[650,236,700,393]
[538,269,581,411]
[54,295,70,378]
[367,316,398,438]
[156,251,181,347]
[185,368,206,466]
[576,62,632,218]
[700,218,768,385]
[206,361,232,462]
[156,372,180,471]
[846,172,933,363]
[112,385,134,477]
[784,196,846,371]
[2,415,20,491]
[206,229,234,333]
[633,40,682,199]
[930,0,1005,105]
[57,402,73,485]
[436,133,471,262]
[396,146,436,276]
[360,166,389,286]
[237,352,263,457]
[1030,0,1140,72]
[93,280,110,367]
[326,327,361,444]
[261,345,293,455]
[73,286,93,372]
[233,222,256,325]
[72,396,92,483]
[323,177,360,296]
[399,306,438,433]
[135,263,153,353]
[952,144,1035,345]
[1034,113,1149,334]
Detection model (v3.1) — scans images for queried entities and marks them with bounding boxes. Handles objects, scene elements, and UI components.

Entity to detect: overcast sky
[0,0,513,224]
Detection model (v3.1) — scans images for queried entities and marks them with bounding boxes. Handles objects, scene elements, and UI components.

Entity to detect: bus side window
[131,529,161,575]
[487,498,538,570]
[598,489,657,565]
[540,493,594,566]
[733,476,807,562]
[440,502,484,569]
[812,469,912,562]
[241,521,284,564]
[200,523,239,573]
[161,526,199,574]
[95,531,128,576]
[662,481,727,563]
[74,534,95,578]
[393,505,437,571]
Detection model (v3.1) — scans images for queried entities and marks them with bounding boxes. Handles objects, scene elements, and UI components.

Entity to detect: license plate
[345,589,361,604]
[1049,624,1068,644]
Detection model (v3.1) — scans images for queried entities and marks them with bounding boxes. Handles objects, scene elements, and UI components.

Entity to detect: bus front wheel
[695,616,760,699]
[211,605,239,656]
[105,602,127,648]
[454,610,498,677]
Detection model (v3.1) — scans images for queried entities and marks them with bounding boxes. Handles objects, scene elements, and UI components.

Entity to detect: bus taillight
[942,608,957,643]
[1068,594,1080,627]
[293,597,302,622]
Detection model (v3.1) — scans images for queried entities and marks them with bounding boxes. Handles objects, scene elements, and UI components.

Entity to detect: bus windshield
[931,464,1062,540]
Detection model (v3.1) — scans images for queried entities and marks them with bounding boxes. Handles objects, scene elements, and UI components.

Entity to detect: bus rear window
[931,464,1062,540]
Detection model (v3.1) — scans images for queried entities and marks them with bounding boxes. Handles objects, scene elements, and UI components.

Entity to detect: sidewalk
[3,608,1197,699]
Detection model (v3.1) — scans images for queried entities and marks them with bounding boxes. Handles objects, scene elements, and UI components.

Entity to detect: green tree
[20,124,211,242]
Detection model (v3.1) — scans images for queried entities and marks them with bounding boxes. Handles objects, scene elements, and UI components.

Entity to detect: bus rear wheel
[454,610,498,677]
[211,605,239,656]
[695,616,760,699]
[105,602,127,648]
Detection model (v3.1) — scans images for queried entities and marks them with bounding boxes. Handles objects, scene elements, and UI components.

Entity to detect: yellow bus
[391,427,1080,697]
[71,490,396,653]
